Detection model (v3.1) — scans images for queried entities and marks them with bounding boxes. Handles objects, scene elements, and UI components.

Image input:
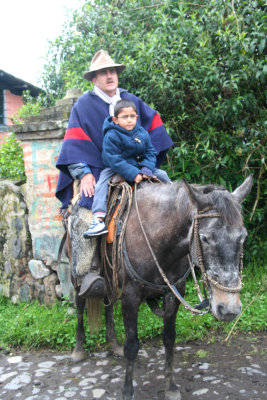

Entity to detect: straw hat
[83,50,126,81]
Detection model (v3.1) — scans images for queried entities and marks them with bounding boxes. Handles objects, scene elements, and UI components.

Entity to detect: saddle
[105,173,161,243]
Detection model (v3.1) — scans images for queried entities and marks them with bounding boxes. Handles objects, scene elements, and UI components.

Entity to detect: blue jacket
[102,117,157,182]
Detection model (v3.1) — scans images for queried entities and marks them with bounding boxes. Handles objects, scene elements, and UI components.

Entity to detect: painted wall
[22,139,63,260]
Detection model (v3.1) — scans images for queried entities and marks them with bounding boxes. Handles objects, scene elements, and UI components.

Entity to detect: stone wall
[0,90,82,305]
[0,181,33,302]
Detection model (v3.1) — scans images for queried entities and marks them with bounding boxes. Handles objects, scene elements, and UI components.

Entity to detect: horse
[66,175,253,400]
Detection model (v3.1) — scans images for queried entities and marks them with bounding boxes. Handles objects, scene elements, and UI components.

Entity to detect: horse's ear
[232,174,253,203]
[182,178,209,210]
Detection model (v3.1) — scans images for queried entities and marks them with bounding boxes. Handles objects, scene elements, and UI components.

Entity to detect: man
[55,49,173,296]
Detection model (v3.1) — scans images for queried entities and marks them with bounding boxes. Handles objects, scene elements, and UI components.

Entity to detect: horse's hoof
[122,392,134,400]
[71,350,87,363]
[165,388,182,400]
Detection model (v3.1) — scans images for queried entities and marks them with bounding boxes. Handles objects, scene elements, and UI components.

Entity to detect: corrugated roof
[0,70,43,97]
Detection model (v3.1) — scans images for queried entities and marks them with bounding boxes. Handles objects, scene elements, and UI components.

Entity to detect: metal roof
[0,70,43,97]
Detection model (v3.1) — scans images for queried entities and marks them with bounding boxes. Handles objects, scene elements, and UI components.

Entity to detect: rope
[133,183,207,315]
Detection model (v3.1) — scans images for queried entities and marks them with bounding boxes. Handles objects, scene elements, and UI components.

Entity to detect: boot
[79,273,106,298]
[78,243,106,298]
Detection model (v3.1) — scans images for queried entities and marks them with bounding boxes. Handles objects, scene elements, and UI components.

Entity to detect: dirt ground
[0,332,266,400]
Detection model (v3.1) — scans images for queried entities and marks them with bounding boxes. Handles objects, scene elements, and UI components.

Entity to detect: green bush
[0,133,25,181]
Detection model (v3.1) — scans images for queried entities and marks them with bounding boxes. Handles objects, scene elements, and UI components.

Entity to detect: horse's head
[183,175,253,322]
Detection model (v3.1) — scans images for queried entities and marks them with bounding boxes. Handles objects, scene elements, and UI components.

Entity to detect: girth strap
[122,240,191,293]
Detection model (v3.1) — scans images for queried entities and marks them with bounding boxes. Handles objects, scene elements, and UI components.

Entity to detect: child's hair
[114,99,137,117]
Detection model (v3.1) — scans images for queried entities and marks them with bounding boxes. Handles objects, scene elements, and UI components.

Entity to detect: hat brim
[83,64,126,81]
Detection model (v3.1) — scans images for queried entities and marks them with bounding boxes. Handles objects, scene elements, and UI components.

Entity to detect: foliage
[0,260,266,351]
[11,90,50,124]
[0,299,77,350]
[37,0,266,256]
[0,133,25,180]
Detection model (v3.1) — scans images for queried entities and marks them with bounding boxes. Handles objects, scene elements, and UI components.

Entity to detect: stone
[92,388,105,398]
[192,388,209,396]
[28,259,51,279]
[4,261,11,273]
[7,356,23,364]
[55,284,62,298]
[56,262,74,301]
[43,274,58,306]
[4,373,31,390]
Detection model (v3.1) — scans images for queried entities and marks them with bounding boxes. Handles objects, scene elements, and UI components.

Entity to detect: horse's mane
[192,183,243,226]
[138,181,243,226]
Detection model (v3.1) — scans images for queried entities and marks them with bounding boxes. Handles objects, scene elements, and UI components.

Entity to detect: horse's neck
[167,205,194,257]
[139,183,194,257]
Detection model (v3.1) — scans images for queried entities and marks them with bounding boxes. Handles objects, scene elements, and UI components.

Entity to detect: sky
[1,0,83,87]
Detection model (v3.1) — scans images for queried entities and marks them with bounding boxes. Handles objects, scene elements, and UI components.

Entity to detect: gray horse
[67,175,253,400]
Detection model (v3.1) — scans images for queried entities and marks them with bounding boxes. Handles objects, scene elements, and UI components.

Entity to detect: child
[84,99,171,237]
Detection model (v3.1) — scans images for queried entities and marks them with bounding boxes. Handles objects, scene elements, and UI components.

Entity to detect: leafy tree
[37,0,266,256]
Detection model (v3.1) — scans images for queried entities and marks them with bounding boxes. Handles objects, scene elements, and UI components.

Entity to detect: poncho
[56,89,173,209]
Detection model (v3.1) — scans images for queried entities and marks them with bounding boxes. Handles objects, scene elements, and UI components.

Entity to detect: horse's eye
[200,234,209,244]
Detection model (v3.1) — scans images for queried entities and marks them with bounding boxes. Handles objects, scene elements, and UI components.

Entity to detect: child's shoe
[84,218,108,238]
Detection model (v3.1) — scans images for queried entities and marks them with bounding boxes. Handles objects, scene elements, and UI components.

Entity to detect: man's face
[92,67,118,96]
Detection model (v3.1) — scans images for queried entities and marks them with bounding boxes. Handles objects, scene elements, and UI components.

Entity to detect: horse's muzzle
[216,302,242,322]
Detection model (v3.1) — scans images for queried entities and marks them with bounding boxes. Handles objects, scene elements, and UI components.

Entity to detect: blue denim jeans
[92,167,171,218]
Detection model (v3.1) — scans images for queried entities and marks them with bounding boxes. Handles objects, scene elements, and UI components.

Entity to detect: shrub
[0,133,25,181]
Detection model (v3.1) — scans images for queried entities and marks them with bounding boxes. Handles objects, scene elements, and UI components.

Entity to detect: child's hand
[134,174,143,183]
[141,174,150,179]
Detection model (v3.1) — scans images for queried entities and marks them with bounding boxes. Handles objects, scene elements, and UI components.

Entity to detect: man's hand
[134,174,143,184]
[80,173,96,197]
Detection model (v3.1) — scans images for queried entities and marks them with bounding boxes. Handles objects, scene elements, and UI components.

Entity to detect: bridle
[189,208,243,294]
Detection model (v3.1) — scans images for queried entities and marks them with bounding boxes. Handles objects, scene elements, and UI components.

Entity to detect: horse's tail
[86,298,103,334]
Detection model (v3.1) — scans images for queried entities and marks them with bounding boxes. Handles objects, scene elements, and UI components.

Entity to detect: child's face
[112,107,138,131]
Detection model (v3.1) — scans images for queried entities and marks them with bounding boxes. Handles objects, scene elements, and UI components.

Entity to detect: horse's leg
[121,294,140,400]
[105,303,123,356]
[71,290,87,362]
[163,293,182,400]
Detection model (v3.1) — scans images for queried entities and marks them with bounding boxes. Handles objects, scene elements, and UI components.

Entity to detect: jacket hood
[102,116,139,136]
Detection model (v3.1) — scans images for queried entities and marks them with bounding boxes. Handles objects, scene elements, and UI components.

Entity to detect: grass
[0,260,266,352]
